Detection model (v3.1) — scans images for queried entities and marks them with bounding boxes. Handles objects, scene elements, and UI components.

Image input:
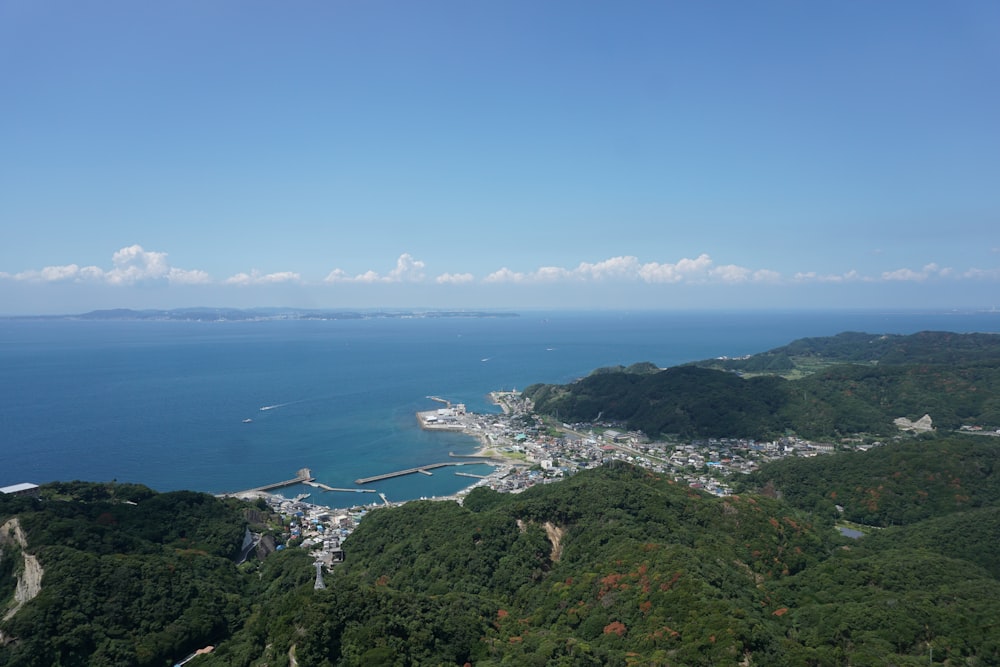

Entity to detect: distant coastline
[2,307,520,322]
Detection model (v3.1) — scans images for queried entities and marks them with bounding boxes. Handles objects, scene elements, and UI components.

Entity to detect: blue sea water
[2,309,998,503]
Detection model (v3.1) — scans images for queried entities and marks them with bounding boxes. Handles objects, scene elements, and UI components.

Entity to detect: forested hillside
[0,483,250,667]
[4,450,1000,665]
[740,437,1000,526]
[692,330,1000,374]
[201,458,1000,666]
[524,331,1000,438]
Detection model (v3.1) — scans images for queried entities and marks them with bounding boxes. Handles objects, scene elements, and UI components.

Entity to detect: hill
[524,330,1000,439]
[690,330,1000,376]
[0,483,251,666]
[4,454,1000,665]
[201,459,1000,666]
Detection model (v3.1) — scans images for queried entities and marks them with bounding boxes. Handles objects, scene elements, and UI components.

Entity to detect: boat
[242,418,253,423]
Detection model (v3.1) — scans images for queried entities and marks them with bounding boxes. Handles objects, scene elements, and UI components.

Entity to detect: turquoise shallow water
[2,309,998,502]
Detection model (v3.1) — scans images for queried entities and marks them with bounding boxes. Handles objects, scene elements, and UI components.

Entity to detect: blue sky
[2,1,998,314]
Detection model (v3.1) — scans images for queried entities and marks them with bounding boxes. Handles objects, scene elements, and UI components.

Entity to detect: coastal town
[249,389,869,574]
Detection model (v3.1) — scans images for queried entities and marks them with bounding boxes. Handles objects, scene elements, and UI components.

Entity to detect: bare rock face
[543,521,565,563]
[894,414,934,432]
[1,517,44,623]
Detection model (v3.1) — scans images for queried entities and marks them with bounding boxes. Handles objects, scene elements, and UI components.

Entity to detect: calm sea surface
[2,309,998,503]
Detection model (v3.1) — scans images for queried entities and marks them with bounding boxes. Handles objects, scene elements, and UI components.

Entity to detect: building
[0,483,40,498]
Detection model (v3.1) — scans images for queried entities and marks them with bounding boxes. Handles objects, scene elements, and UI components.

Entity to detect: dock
[227,468,314,495]
[426,395,451,407]
[304,481,377,494]
[455,472,489,479]
[355,461,484,485]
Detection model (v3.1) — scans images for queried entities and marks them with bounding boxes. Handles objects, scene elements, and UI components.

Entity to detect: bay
[2,309,998,503]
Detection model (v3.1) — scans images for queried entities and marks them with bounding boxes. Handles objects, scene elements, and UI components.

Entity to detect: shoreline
[415,408,514,461]
[232,397,524,513]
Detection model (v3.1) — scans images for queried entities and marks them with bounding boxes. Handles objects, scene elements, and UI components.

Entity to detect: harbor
[224,394,524,503]
[224,468,378,498]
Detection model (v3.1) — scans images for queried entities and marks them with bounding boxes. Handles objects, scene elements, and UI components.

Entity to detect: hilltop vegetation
[210,453,1000,666]
[740,437,1000,527]
[0,483,250,667]
[524,330,1000,439]
[4,445,1000,665]
[692,330,1000,375]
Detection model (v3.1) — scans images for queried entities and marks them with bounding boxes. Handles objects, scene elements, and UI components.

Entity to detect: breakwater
[354,461,479,484]
[304,481,377,494]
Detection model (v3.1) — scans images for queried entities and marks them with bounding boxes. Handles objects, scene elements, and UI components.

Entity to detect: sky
[2,1,999,314]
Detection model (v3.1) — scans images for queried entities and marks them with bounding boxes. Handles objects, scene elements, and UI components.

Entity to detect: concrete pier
[304,481,376,493]
[354,461,484,484]
[225,468,314,496]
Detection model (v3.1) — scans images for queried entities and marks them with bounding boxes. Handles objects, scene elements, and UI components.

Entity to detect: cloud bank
[2,246,995,295]
[2,245,211,285]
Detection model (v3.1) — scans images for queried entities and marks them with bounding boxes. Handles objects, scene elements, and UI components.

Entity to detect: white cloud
[482,254,764,285]
[324,253,426,284]
[881,263,951,282]
[105,244,169,284]
[168,268,212,285]
[323,268,352,283]
[794,270,865,283]
[751,269,782,282]
[15,264,98,282]
[7,248,999,301]
[225,270,301,286]
[534,265,573,282]
[3,245,209,285]
[484,267,528,283]
[387,253,426,282]
[575,256,643,280]
[435,272,475,284]
[963,267,1000,280]
[353,270,383,284]
[637,254,716,283]
[709,264,752,283]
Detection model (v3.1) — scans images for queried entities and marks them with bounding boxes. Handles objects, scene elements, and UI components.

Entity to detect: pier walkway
[224,468,314,496]
[355,461,482,485]
[305,481,376,494]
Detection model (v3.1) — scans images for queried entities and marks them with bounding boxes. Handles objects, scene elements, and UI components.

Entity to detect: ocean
[2,309,998,504]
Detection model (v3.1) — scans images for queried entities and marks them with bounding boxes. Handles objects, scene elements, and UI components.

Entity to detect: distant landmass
[5,307,519,322]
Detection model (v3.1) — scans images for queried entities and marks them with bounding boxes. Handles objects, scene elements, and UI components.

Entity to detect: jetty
[226,468,314,495]
[304,481,377,494]
[355,461,482,485]
[426,395,451,407]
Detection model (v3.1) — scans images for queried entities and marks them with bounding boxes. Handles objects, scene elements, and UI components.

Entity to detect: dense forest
[4,330,1000,665]
[0,483,250,666]
[4,443,1000,666]
[524,331,1000,439]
